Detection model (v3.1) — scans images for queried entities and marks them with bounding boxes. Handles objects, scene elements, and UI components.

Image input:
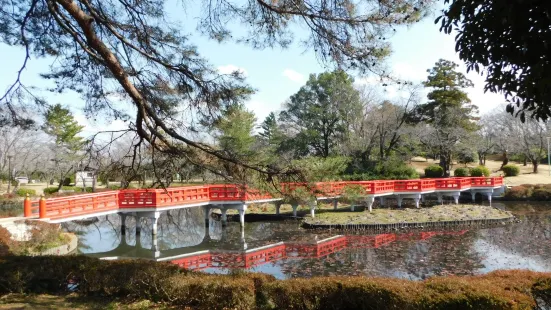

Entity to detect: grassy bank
[1,256,551,309]
[304,204,512,225]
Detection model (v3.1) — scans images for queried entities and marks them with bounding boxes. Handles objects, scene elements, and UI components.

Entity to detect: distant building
[75,170,96,187]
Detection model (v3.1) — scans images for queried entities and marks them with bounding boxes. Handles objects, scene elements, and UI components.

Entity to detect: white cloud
[392,62,426,82]
[282,69,306,84]
[217,64,248,76]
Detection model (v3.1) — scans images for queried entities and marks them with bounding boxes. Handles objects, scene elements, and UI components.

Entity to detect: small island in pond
[303,204,513,227]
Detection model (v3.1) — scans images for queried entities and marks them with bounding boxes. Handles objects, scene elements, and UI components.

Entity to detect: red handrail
[29,177,504,219]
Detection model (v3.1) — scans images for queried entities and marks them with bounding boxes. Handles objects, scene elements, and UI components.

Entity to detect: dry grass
[0,294,170,309]
[305,204,512,225]
[409,157,551,186]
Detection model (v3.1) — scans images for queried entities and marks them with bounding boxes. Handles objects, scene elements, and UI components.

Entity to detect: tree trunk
[478,152,484,166]
[439,153,450,177]
[533,161,539,173]
[499,151,509,170]
[523,156,527,166]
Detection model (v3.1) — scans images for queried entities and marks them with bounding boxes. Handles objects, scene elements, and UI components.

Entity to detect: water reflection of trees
[475,214,551,270]
[278,232,483,279]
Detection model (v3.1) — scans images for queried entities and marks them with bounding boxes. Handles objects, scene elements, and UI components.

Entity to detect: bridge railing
[38,191,119,219]
[470,177,503,187]
[155,186,210,206]
[393,179,436,192]
[434,178,472,190]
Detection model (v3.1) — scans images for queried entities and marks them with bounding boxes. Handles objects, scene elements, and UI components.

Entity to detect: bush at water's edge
[0,256,550,309]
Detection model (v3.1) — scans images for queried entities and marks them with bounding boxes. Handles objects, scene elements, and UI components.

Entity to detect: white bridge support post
[452,192,460,204]
[366,196,375,212]
[237,204,247,228]
[421,195,425,203]
[135,215,142,236]
[413,194,421,209]
[350,204,355,212]
[221,207,228,227]
[333,199,338,210]
[203,205,210,228]
[486,192,493,204]
[379,197,385,206]
[310,201,317,218]
[436,193,443,204]
[292,203,298,217]
[470,191,477,202]
[120,213,127,236]
[151,213,161,236]
[396,195,403,208]
[275,202,281,215]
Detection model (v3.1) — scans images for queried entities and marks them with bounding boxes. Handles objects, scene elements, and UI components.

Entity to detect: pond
[62,202,551,280]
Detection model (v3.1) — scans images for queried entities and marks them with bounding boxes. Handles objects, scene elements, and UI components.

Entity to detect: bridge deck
[24,177,504,222]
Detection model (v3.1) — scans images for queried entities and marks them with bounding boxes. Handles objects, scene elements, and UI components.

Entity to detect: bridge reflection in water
[82,213,466,272]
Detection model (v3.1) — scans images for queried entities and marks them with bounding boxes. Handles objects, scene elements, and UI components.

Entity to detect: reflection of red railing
[171,230,468,271]
[29,177,504,219]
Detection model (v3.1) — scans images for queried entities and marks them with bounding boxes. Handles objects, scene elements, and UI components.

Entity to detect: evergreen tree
[280,70,362,158]
[410,59,479,176]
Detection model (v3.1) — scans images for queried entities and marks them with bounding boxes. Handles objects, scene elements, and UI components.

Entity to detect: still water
[62,202,551,280]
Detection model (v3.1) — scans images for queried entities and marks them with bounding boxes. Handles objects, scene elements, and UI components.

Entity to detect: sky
[0,3,506,137]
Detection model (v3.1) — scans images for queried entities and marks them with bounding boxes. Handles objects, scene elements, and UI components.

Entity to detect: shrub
[532,188,551,200]
[2,257,551,309]
[504,186,531,200]
[453,167,469,177]
[424,165,444,178]
[43,187,59,195]
[15,188,36,197]
[341,184,367,204]
[502,164,520,177]
[470,165,490,177]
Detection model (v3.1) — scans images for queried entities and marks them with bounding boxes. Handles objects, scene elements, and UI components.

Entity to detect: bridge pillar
[396,195,403,207]
[275,202,281,215]
[136,216,142,236]
[486,192,492,204]
[203,206,210,228]
[333,199,338,210]
[350,204,355,212]
[421,195,425,203]
[470,191,477,202]
[366,196,375,212]
[241,226,248,250]
[310,201,316,218]
[221,208,228,227]
[452,192,460,204]
[414,195,420,209]
[436,193,443,204]
[237,205,247,227]
[379,197,385,206]
[152,217,159,236]
[120,213,127,236]
[292,203,298,217]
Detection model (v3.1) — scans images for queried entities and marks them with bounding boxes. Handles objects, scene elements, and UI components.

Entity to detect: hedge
[502,164,520,177]
[470,165,491,177]
[504,184,551,201]
[425,165,444,178]
[1,256,551,309]
[453,167,469,177]
[15,188,36,197]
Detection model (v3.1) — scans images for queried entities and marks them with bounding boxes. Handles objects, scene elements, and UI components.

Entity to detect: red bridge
[23,177,504,226]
